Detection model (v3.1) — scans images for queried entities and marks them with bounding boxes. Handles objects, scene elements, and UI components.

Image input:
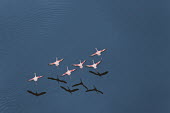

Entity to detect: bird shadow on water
[89,70,109,77]
[27,90,47,96]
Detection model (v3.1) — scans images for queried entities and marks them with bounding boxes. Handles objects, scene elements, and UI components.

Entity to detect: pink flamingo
[48,57,64,67]
[86,60,102,69]
[61,67,76,78]
[72,60,86,69]
[90,48,106,56]
[28,73,44,85]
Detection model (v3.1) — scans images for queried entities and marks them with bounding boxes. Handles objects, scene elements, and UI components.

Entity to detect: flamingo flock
[27,48,108,96]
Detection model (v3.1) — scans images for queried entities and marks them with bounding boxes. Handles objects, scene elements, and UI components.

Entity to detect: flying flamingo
[48,57,64,67]
[72,60,86,69]
[28,73,44,85]
[61,67,76,78]
[86,59,102,69]
[90,48,106,56]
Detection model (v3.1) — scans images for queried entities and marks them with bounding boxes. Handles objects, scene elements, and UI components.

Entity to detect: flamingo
[72,60,86,69]
[48,57,64,67]
[86,60,102,69]
[61,67,76,77]
[90,48,106,56]
[28,73,44,85]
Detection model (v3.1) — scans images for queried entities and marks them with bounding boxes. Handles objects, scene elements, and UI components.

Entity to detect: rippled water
[0,0,168,113]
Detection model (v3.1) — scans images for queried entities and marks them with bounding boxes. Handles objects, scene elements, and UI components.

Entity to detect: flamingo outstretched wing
[37,76,43,78]
[96,61,102,65]
[48,63,54,66]
[82,60,86,64]
[61,73,67,76]
[86,65,93,68]
[70,69,76,72]
[48,62,55,66]
[28,78,34,81]
[90,53,97,56]
[101,49,106,52]
[58,58,64,62]
[72,64,80,67]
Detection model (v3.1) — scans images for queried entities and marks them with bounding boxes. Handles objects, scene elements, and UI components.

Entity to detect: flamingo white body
[72,60,86,69]
[61,67,76,76]
[86,60,102,69]
[49,57,64,67]
[28,73,43,82]
[90,48,106,56]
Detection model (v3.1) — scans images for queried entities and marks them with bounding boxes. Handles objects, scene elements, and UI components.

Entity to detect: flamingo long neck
[95,48,98,51]
[92,60,95,64]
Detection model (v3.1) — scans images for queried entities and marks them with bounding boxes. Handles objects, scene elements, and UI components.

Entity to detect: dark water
[0,0,169,113]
